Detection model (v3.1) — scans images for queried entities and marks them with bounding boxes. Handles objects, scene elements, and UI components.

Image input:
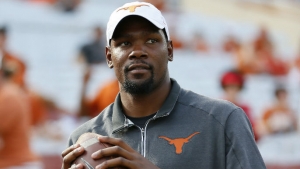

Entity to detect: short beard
[122,63,154,95]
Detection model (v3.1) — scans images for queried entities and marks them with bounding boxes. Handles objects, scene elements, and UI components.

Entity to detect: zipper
[116,112,171,157]
[137,115,160,157]
[140,127,145,156]
[138,122,150,157]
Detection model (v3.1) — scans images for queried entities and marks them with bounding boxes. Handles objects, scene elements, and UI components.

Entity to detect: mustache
[124,61,153,73]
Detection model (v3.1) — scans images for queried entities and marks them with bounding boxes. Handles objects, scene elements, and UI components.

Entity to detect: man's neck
[120,78,171,118]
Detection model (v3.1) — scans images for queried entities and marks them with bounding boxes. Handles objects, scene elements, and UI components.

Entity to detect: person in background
[191,32,209,53]
[56,0,82,12]
[0,26,47,127]
[62,2,266,169]
[234,26,290,76]
[222,35,240,53]
[259,86,298,136]
[77,26,119,118]
[78,27,106,66]
[0,53,43,169]
[220,69,259,141]
[78,66,119,118]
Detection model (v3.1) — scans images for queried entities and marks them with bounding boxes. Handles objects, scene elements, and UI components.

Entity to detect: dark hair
[162,28,168,42]
[0,61,14,78]
[274,86,287,98]
[0,26,7,35]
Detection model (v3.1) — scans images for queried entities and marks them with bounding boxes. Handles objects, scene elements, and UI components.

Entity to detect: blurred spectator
[78,26,106,66]
[0,26,69,148]
[220,69,259,141]
[191,32,209,53]
[252,27,289,76]
[0,55,43,168]
[76,26,119,119]
[222,35,240,53]
[234,27,289,76]
[78,67,119,118]
[233,43,264,74]
[56,0,82,12]
[0,26,47,127]
[253,26,272,54]
[259,86,298,137]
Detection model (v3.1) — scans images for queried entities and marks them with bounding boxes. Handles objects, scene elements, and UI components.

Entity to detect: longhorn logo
[159,132,200,154]
[117,4,149,13]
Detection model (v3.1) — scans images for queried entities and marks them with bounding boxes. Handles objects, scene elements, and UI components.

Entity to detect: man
[0,51,42,168]
[62,2,266,169]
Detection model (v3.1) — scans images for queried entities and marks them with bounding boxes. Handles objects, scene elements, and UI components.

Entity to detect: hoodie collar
[112,78,181,133]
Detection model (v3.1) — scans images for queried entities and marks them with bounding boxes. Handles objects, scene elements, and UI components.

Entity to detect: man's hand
[61,144,85,169]
[91,136,160,169]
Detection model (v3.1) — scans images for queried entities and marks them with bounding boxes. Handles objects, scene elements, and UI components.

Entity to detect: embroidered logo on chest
[159,132,200,154]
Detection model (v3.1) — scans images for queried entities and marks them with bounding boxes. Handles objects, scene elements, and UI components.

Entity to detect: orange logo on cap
[117,4,149,12]
[159,132,200,154]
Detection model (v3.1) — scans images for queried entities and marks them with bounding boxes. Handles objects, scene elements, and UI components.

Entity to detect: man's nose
[128,44,148,59]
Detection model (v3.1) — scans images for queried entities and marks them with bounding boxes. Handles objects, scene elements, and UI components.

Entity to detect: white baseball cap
[106,1,170,45]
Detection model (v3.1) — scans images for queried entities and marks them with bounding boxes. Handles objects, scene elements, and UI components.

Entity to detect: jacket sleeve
[225,108,266,169]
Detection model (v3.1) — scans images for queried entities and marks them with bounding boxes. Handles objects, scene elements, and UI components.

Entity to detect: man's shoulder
[177,88,240,120]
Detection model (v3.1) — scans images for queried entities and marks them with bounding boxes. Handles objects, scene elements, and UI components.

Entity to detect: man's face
[106,16,173,95]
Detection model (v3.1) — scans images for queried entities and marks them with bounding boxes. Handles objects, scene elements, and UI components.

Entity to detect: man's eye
[146,39,157,44]
[121,41,130,46]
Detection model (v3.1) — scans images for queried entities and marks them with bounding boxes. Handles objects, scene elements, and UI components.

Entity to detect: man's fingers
[64,146,84,162]
[61,146,85,169]
[98,136,135,153]
[91,146,133,160]
[61,144,80,158]
[95,157,132,169]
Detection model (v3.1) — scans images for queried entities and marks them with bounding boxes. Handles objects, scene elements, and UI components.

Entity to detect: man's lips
[127,63,150,71]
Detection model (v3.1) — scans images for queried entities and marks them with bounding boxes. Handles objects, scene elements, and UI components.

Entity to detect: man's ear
[106,46,113,69]
[167,41,174,61]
